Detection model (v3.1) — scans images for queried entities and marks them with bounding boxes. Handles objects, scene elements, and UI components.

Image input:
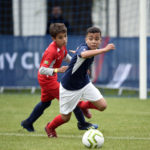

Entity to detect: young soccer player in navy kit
[45,26,115,137]
[21,23,98,132]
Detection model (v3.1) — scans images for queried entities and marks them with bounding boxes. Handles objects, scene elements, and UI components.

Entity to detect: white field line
[0,132,150,140]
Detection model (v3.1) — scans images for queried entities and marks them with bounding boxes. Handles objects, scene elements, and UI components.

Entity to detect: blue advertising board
[0,35,150,89]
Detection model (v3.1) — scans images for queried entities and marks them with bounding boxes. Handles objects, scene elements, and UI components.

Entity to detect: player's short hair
[86,27,101,36]
[49,23,67,38]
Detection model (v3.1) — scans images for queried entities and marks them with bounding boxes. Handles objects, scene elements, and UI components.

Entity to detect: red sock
[48,114,65,130]
[78,101,99,110]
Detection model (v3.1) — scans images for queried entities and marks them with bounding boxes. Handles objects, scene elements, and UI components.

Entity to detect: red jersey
[38,41,67,89]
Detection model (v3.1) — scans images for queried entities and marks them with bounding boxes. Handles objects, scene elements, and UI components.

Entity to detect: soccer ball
[82,129,104,148]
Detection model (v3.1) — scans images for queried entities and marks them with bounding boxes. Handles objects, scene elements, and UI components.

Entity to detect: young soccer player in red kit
[21,23,98,132]
[45,26,115,138]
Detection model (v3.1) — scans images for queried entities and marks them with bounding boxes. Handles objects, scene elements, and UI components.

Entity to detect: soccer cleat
[21,120,35,132]
[80,108,92,119]
[77,122,98,130]
[45,123,57,138]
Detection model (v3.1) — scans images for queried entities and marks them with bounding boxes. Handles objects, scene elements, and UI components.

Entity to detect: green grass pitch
[0,94,150,150]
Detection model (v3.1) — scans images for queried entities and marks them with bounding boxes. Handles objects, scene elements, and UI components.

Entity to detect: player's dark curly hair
[49,23,67,38]
[86,27,101,36]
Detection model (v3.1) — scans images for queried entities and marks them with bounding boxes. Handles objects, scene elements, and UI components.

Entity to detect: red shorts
[40,82,60,102]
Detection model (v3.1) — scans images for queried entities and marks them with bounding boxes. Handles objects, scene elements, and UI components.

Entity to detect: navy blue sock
[26,101,51,124]
[73,106,86,124]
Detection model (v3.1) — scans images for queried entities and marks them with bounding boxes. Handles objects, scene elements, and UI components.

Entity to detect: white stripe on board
[0,132,150,140]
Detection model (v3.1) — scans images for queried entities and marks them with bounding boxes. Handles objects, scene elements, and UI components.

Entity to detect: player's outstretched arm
[69,50,76,54]
[39,66,68,76]
[81,43,115,58]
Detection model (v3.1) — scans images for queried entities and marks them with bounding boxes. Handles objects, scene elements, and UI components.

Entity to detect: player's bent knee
[100,103,107,111]
[61,113,71,122]
[64,117,71,122]
[96,98,107,111]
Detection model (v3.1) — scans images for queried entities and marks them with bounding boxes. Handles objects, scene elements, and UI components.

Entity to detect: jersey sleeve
[41,49,56,68]
[76,46,88,57]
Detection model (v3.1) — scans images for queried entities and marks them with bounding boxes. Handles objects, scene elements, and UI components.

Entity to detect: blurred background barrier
[0,0,150,95]
[0,36,150,89]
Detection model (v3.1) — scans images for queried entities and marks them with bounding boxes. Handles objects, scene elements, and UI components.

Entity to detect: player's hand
[104,43,115,52]
[69,50,76,54]
[58,66,68,73]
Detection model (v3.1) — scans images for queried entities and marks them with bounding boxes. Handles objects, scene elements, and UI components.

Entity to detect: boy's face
[85,33,102,50]
[53,32,67,48]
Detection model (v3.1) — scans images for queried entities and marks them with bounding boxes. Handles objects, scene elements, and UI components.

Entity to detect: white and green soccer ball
[82,129,104,148]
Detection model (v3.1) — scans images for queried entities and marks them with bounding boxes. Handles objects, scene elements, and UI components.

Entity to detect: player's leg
[21,101,51,132]
[77,101,93,118]
[73,106,98,130]
[45,83,83,138]
[45,85,72,135]
[90,98,107,111]
[45,113,72,138]
[78,100,99,114]
[78,107,92,119]
[82,82,107,112]
[21,88,54,132]
[54,84,87,127]
[54,83,97,130]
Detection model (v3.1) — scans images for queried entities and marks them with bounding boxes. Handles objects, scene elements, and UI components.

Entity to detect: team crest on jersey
[44,60,49,65]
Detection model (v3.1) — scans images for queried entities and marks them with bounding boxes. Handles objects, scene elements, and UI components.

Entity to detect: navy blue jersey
[61,43,94,90]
